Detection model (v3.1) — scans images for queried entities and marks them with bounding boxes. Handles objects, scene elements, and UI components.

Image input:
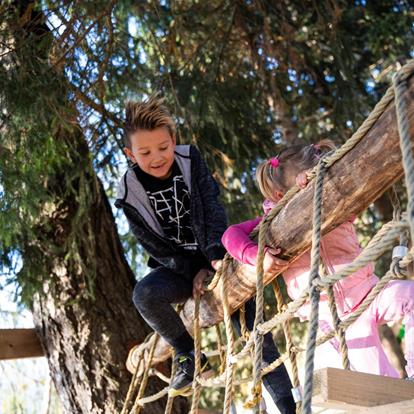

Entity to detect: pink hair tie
[268,157,279,168]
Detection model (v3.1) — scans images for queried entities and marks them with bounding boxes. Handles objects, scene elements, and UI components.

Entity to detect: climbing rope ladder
[121,60,414,414]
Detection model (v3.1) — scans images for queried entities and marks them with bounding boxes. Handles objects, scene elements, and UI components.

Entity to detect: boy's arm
[191,146,228,262]
[221,217,262,266]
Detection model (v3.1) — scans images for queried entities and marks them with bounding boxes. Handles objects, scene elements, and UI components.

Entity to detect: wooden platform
[312,368,414,413]
[0,328,44,360]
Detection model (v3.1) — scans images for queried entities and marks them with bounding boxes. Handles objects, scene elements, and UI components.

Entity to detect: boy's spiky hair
[124,95,176,148]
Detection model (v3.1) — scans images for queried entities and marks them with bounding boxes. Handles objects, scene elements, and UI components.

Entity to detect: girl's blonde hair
[256,139,335,202]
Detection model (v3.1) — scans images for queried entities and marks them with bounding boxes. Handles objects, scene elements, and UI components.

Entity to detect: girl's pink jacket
[221,201,378,319]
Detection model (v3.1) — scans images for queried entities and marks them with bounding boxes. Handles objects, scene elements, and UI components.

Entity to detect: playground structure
[121,60,414,413]
[2,61,414,414]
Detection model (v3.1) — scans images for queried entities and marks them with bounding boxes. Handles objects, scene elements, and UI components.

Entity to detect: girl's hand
[263,248,288,274]
[192,268,210,298]
[296,171,309,189]
[211,259,222,271]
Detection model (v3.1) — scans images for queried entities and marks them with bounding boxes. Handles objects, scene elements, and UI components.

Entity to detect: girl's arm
[221,217,262,266]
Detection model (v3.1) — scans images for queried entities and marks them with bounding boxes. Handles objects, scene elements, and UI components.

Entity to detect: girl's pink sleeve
[221,217,262,266]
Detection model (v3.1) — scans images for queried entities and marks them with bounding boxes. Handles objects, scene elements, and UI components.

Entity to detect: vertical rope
[394,68,414,238]
[164,352,177,414]
[321,260,350,370]
[215,324,227,375]
[302,160,327,414]
[326,286,350,370]
[130,334,159,414]
[271,280,301,413]
[121,352,144,414]
[246,221,268,413]
[239,304,250,341]
[190,295,202,414]
[221,257,236,414]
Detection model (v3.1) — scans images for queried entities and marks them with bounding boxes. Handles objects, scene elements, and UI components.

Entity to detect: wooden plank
[313,368,414,407]
[0,328,44,360]
[135,73,414,366]
[357,398,414,413]
[312,398,414,414]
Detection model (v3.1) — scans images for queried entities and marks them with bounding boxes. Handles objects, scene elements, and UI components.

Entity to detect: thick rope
[245,221,268,412]
[121,352,145,414]
[271,280,301,412]
[190,295,202,414]
[163,352,177,414]
[394,64,414,241]
[321,261,350,370]
[215,324,227,374]
[326,286,350,370]
[302,160,326,414]
[313,219,407,289]
[220,256,236,414]
[130,334,159,413]
[239,304,250,342]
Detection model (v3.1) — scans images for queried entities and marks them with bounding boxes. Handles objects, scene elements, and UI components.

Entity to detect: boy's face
[124,127,176,179]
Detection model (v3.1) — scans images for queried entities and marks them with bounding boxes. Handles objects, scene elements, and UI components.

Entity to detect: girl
[222,141,414,379]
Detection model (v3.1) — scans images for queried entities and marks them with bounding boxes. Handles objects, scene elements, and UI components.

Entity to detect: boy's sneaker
[168,350,213,397]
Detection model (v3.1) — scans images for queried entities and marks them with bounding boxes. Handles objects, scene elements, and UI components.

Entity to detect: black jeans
[133,266,198,351]
[133,266,294,412]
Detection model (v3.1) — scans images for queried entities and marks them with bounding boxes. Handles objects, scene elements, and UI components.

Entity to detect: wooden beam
[313,367,414,408]
[0,328,44,360]
[133,74,414,366]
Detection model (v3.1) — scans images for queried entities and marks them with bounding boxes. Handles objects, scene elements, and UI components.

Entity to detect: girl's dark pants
[133,265,295,413]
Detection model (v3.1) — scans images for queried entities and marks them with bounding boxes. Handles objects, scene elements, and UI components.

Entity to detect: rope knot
[243,383,263,409]
[390,245,414,279]
[390,257,408,279]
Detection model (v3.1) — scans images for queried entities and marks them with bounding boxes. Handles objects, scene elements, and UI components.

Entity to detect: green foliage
[30,0,414,224]
[0,4,98,305]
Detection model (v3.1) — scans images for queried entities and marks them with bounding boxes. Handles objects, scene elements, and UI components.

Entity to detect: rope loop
[243,383,263,409]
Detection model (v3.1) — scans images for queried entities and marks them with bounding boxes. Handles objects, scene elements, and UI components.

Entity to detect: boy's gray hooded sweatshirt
[114,145,227,275]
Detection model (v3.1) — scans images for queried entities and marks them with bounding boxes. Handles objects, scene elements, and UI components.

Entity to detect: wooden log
[313,367,414,408]
[135,74,414,365]
[0,328,44,360]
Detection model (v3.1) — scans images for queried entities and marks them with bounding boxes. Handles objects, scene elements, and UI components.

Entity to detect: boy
[115,96,296,413]
[115,95,227,396]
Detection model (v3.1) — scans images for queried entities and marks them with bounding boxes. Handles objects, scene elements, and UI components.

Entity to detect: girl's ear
[275,191,284,201]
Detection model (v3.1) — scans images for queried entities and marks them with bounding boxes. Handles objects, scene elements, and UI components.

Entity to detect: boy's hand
[192,268,211,298]
[263,248,288,275]
[296,171,309,189]
[211,259,222,271]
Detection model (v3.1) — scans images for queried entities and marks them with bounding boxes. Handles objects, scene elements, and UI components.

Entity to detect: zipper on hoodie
[188,175,209,263]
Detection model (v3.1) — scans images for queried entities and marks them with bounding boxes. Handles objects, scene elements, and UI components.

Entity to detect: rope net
[121,60,414,414]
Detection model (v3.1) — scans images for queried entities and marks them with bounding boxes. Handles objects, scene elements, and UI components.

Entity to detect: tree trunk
[32,177,187,413]
[6,3,187,413]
